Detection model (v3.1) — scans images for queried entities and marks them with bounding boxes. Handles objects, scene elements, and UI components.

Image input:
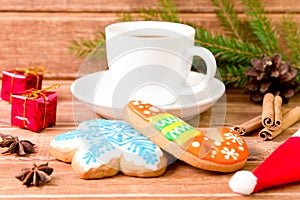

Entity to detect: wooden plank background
[0,0,299,79]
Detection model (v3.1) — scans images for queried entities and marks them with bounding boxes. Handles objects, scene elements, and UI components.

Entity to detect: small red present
[1,68,44,102]
[11,85,59,132]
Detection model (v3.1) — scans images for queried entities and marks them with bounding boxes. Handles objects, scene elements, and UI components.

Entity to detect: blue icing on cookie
[54,119,162,170]
[79,120,161,167]
[54,130,80,141]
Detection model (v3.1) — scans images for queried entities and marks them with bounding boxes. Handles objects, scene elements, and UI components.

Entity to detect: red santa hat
[229,128,300,195]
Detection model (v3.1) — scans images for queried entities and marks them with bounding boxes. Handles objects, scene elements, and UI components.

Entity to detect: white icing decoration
[211,149,217,158]
[144,110,150,115]
[133,101,140,105]
[192,141,200,148]
[149,106,160,113]
[75,144,121,172]
[238,146,245,151]
[50,131,83,150]
[50,138,82,150]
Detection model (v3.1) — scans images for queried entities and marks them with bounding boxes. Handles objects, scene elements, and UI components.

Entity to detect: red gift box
[1,69,43,102]
[11,87,58,132]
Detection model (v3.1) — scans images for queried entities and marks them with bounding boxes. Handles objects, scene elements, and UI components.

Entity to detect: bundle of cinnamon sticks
[234,93,300,140]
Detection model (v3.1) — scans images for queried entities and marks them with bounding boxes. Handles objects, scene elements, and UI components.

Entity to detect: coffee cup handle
[178,46,217,95]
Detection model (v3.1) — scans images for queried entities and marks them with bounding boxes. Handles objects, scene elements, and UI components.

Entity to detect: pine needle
[212,0,244,41]
[240,0,280,54]
[218,63,248,86]
[69,31,105,58]
[195,27,263,64]
[159,0,179,22]
[130,0,179,22]
[280,15,300,66]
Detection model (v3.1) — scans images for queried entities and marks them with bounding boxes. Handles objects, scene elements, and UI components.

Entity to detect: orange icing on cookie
[185,134,206,157]
[201,127,249,164]
[128,100,164,121]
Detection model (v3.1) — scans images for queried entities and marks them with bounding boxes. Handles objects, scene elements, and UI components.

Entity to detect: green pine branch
[137,7,162,21]
[195,27,263,64]
[120,11,133,22]
[69,32,105,58]
[280,15,300,66]
[158,0,179,22]
[122,0,179,22]
[192,56,247,86]
[240,0,280,55]
[212,0,244,40]
[218,63,248,86]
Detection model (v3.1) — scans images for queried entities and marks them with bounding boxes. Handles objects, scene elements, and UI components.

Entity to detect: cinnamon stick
[259,106,300,140]
[234,109,288,135]
[274,95,283,128]
[262,93,283,130]
[234,115,262,135]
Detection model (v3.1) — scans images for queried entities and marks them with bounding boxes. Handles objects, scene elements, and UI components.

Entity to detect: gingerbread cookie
[50,119,167,179]
[123,100,249,172]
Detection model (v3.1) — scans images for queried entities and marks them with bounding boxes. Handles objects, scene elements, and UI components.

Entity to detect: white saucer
[70,70,225,120]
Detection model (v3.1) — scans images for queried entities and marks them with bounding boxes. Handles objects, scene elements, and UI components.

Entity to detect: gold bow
[15,67,45,75]
[25,84,60,99]
[22,84,60,130]
[9,67,46,102]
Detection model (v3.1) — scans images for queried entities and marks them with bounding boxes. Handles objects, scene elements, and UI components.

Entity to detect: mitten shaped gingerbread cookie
[123,100,249,173]
[50,119,167,179]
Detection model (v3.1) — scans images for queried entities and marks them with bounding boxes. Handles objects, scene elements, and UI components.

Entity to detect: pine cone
[245,54,299,103]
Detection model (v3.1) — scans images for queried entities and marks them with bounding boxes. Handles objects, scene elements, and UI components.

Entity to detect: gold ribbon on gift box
[22,84,60,129]
[9,67,46,102]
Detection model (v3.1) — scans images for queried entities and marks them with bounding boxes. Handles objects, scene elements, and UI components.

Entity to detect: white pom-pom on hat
[229,128,300,195]
[228,171,257,195]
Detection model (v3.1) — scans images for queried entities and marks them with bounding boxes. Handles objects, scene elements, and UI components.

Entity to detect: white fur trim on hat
[292,129,300,137]
[228,171,257,195]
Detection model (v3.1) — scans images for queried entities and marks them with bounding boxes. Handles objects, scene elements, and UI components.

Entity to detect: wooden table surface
[0,79,300,200]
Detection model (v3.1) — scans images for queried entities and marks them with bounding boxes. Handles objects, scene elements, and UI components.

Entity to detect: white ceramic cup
[105,21,217,106]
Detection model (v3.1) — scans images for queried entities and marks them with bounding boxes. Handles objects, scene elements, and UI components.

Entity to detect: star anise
[16,162,54,187]
[0,133,35,156]
[0,133,15,147]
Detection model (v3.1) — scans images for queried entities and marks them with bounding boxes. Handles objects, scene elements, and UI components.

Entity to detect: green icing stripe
[150,114,196,142]
[151,114,181,131]
[164,123,194,141]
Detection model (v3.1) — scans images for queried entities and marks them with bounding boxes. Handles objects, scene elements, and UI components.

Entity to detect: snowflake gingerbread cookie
[50,119,167,179]
[123,100,249,172]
